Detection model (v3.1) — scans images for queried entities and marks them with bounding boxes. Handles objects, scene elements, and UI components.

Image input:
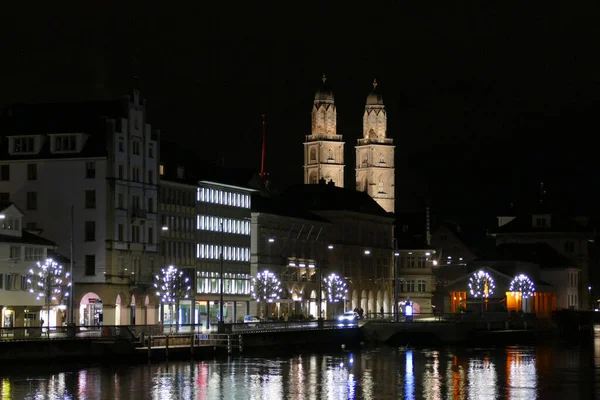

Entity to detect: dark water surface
[2,331,600,399]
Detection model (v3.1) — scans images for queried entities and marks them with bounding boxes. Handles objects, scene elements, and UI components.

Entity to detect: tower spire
[259,114,269,186]
[322,73,327,84]
[373,78,377,90]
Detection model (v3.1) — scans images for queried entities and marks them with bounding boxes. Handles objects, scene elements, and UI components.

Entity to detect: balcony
[130,207,147,223]
[357,137,393,146]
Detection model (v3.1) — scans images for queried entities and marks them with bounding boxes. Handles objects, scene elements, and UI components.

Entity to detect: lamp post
[394,251,400,322]
[218,221,225,333]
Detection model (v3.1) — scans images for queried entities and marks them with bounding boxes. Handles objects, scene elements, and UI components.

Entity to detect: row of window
[399,280,427,293]
[9,246,45,261]
[162,240,195,260]
[196,272,251,295]
[116,193,155,214]
[116,164,154,184]
[0,273,33,291]
[197,188,250,209]
[197,215,250,235]
[196,244,250,262]
[568,294,579,308]
[403,256,429,268]
[161,215,194,233]
[161,187,195,207]
[117,137,154,159]
[1,217,20,231]
[116,223,155,244]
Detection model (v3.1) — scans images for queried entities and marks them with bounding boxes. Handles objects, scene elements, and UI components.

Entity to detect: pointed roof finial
[373,78,378,90]
[322,73,327,84]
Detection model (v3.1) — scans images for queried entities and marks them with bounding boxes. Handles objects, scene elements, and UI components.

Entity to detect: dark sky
[2,4,600,226]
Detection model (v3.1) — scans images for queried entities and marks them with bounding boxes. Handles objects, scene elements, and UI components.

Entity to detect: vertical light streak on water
[508,352,537,400]
[467,355,497,400]
[405,350,415,400]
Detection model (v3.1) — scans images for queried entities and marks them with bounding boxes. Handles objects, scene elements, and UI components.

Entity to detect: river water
[1,332,599,399]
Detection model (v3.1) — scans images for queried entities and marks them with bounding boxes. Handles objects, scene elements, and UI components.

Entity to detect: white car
[243,315,260,327]
[337,311,358,324]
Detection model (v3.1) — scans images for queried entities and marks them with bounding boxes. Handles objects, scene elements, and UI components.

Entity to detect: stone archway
[352,290,359,311]
[383,290,390,314]
[376,291,384,316]
[79,292,102,326]
[360,290,368,313]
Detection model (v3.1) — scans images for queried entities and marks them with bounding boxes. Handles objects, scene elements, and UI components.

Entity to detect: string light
[324,273,347,303]
[29,258,71,330]
[154,265,191,304]
[468,270,495,298]
[509,274,535,299]
[250,270,282,303]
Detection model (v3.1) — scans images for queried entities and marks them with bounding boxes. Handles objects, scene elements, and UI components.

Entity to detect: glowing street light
[268,238,275,243]
[364,250,371,255]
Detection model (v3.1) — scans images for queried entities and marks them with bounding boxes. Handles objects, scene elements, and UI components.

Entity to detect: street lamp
[364,250,371,255]
[268,238,275,243]
[328,245,334,250]
[394,252,400,322]
[161,226,169,231]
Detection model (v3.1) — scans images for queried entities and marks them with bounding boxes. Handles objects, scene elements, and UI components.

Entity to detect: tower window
[310,148,317,162]
[379,153,385,163]
[327,149,334,161]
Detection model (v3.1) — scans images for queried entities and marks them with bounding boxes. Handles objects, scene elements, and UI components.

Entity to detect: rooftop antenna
[259,114,270,187]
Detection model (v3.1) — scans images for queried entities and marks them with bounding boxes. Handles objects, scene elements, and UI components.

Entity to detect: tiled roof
[481,242,573,268]
[251,195,330,223]
[0,230,55,247]
[495,214,592,234]
[277,184,392,218]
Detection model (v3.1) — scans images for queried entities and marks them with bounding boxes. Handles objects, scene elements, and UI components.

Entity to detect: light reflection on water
[1,339,599,400]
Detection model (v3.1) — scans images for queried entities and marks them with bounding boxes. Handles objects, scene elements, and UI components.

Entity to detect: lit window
[197,215,201,230]
[219,191,223,204]
[197,244,200,258]
[159,164,165,176]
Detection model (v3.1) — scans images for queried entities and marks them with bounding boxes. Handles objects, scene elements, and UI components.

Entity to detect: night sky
[2,4,599,228]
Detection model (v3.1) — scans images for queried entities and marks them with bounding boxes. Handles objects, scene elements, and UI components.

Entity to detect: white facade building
[0,91,160,326]
[0,203,60,333]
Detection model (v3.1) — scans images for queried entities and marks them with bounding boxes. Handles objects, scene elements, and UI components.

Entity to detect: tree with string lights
[154,265,191,331]
[28,258,71,335]
[468,270,495,312]
[509,274,535,312]
[324,273,347,303]
[251,270,282,317]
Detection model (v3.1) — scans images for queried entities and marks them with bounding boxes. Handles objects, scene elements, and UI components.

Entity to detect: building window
[536,217,547,227]
[148,170,153,184]
[406,280,415,292]
[327,149,334,161]
[378,179,384,193]
[0,165,9,181]
[148,227,154,244]
[118,165,124,180]
[132,224,140,242]
[85,190,96,209]
[310,148,317,162]
[118,223,124,241]
[10,246,21,261]
[159,164,165,176]
[13,137,35,153]
[417,256,427,268]
[148,197,153,213]
[55,135,76,151]
[564,241,575,253]
[85,221,96,241]
[405,256,415,268]
[86,162,96,179]
[379,153,385,163]
[118,138,124,152]
[27,164,37,180]
[26,192,37,210]
[132,167,140,182]
[418,280,426,292]
[118,193,124,209]
[149,144,154,158]
[85,255,95,275]
[132,140,140,155]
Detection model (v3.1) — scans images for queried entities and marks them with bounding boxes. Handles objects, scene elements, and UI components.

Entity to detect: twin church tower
[303,75,395,213]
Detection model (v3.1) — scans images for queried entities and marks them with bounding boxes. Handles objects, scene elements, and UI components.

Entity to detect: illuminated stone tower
[355,79,395,213]
[303,74,345,187]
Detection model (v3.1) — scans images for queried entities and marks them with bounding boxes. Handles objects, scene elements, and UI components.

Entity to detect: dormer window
[55,135,76,152]
[534,215,549,227]
[13,137,35,153]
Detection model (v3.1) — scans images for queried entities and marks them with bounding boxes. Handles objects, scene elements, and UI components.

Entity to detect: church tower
[355,79,395,213]
[303,74,345,187]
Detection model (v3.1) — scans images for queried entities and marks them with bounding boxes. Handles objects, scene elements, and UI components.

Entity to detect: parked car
[243,315,260,327]
[337,311,358,324]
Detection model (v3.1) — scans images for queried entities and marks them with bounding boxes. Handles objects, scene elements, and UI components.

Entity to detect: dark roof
[160,141,266,192]
[480,242,573,268]
[396,233,433,250]
[0,202,24,215]
[0,230,55,247]
[495,213,592,234]
[277,184,391,218]
[251,195,330,223]
[0,100,127,161]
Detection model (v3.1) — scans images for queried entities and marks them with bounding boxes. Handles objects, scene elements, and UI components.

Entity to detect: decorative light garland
[468,270,495,298]
[29,258,71,302]
[154,265,191,304]
[251,270,282,303]
[509,274,535,299]
[324,273,347,303]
